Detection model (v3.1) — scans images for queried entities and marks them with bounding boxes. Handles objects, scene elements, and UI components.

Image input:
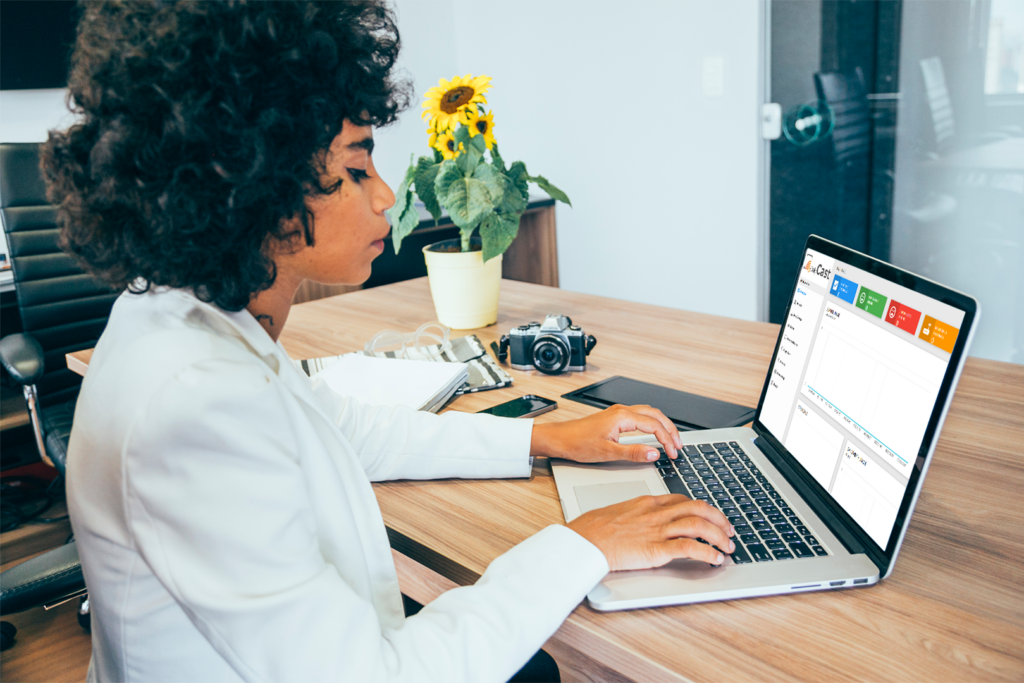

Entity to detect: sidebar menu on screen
[760,275,826,437]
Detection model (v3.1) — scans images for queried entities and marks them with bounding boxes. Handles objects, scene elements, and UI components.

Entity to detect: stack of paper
[304,354,469,413]
[297,334,512,396]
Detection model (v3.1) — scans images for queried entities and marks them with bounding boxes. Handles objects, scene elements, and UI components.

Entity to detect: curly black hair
[43,0,409,311]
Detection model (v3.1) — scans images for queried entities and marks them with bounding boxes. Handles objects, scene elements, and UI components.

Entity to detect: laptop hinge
[753,434,884,571]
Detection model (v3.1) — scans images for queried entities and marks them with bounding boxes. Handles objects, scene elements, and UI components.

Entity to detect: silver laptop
[552,235,980,610]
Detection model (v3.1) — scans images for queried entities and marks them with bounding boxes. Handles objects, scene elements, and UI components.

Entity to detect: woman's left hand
[530,404,682,464]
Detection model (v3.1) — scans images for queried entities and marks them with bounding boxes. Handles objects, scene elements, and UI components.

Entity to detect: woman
[46,2,734,681]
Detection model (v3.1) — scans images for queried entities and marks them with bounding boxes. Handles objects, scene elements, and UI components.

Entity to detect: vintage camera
[496,315,597,374]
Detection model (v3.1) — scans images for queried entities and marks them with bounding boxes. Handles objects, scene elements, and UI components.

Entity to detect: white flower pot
[422,239,502,329]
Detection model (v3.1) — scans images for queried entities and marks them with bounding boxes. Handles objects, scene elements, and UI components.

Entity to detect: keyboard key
[713,442,729,449]
[772,548,794,560]
[790,543,814,558]
[727,514,744,525]
[713,466,730,475]
[749,466,761,475]
[740,504,757,514]
[797,526,810,536]
[789,516,801,526]
[734,523,752,534]
[729,441,740,448]
[683,445,700,456]
[761,506,778,516]
[805,536,818,546]
[775,523,794,534]
[712,491,731,501]
[720,505,738,516]
[663,475,690,496]
[767,514,784,524]
[812,545,828,557]
[752,521,769,531]
[734,448,746,455]
[780,506,793,516]
[740,533,759,545]
[769,491,782,499]
[698,444,716,454]
[760,530,779,540]
[746,512,764,522]
[734,496,751,505]
[747,544,773,562]
[701,475,717,484]
[730,544,753,564]
[766,539,784,549]
[781,532,801,544]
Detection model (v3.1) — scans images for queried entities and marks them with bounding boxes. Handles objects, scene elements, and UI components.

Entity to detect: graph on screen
[800,305,946,475]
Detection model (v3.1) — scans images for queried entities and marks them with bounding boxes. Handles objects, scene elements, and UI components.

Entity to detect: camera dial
[531,334,570,375]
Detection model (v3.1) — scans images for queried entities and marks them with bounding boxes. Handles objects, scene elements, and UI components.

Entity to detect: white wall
[0,88,77,142]
[1,1,767,322]
[378,0,765,321]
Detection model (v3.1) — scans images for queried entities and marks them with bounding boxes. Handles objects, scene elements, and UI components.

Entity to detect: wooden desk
[64,278,1024,682]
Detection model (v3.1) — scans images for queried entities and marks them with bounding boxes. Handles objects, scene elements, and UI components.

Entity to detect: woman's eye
[347,168,370,183]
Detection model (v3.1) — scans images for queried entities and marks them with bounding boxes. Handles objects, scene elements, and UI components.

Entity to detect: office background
[1,0,1021,365]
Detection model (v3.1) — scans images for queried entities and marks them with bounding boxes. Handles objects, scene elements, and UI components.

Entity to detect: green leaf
[489,143,506,173]
[475,164,526,214]
[506,161,530,202]
[453,124,471,147]
[413,157,442,222]
[530,175,571,206]
[468,133,487,154]
[386,164,419,254]
[435,160,495,238]
[455,142,482,175]
[480,211,521,262]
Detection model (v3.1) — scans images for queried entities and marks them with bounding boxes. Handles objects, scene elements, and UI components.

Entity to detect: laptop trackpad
[574,481,652,515]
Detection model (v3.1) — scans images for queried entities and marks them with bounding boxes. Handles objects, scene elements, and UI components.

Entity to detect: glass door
[766,0,1023,363]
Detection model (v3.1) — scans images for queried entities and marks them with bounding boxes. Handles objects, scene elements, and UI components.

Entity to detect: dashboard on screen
[758,247,965,550]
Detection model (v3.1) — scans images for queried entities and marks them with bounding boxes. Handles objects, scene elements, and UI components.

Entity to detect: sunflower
[434,131,463,160]
[421,74,492,131]
[465,110,496,149]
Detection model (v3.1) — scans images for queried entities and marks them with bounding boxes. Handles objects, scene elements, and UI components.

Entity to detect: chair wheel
[78,595,91,632]
[0,621,16,651]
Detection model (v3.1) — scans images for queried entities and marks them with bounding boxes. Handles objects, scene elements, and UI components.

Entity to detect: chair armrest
[0,542,84,615]
[0,333,45,386]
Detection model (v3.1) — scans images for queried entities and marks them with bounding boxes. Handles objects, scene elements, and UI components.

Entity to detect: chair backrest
[0,143,119,406]
[814,67,871,166]
[919,56,955,150]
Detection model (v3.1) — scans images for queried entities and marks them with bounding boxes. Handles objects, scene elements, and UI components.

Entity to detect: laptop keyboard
[656,442,829,564]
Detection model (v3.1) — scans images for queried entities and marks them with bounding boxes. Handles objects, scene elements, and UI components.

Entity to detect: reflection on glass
[768,0,1023,364]
[891,0,1024,364]
[985,0,1024,95]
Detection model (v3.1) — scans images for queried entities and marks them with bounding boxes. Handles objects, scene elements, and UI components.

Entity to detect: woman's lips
[371,239,385,251]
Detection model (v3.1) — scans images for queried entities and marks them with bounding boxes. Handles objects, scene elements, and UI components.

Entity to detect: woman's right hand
[567,495,735,570]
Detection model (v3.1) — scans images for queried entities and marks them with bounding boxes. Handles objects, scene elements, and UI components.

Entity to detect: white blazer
[66,288,608,683]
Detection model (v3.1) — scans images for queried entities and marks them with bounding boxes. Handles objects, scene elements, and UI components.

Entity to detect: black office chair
[0,142,119,650]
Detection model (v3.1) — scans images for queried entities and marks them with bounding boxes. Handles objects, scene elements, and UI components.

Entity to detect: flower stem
[461,230,472,252]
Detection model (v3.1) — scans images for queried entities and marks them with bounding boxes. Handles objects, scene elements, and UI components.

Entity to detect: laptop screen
[758,246,966,550]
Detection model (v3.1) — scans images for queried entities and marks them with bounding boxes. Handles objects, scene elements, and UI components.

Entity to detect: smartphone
[477,395,558,419]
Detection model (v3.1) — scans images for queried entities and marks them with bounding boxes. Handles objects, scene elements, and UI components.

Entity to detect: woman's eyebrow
[347,137,375,154]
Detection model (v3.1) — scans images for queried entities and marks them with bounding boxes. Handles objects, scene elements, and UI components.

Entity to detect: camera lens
[531,335,570,375]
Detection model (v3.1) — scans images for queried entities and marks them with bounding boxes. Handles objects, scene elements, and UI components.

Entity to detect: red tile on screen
[884,300,922,334]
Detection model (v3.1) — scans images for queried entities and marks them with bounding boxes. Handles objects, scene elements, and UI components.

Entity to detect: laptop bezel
[749,235,978,575]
